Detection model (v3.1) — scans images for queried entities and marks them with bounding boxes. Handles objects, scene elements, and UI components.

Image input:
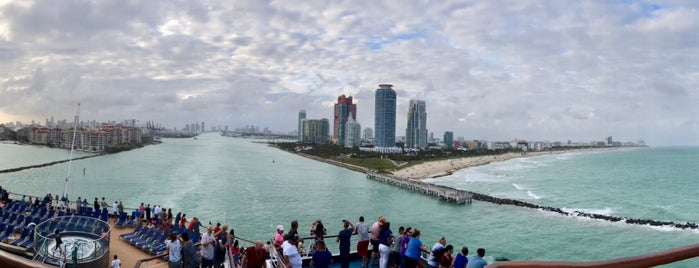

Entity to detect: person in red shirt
[241,240,268,268]
[179,214,187,227]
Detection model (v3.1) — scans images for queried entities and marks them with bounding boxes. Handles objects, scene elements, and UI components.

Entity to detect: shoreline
[392,147,622,180]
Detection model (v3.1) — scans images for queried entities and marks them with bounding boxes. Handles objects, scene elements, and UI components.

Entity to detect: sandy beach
[392,148,617,180]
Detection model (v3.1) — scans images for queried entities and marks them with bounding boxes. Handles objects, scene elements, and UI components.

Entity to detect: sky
[0,1,697,146]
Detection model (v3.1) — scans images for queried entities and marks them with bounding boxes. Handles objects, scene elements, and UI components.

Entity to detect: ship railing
[134,235,258,268]
[486,243,699,268]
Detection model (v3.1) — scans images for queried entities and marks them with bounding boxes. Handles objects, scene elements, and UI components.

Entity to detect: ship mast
[63,103,80,199]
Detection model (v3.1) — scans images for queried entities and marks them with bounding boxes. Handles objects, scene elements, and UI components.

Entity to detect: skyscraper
[375,84,396,148]
[444,131,454,148]
[302,118,329,144]
[405,99,427,149]
[344,112,361,148]
[333,95,356,146]
[298,110,306,141]
[362,127,373,141]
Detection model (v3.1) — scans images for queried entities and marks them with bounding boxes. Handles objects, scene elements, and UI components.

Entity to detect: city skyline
[1,1,697,146]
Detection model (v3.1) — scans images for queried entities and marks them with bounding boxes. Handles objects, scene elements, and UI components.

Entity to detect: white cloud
[0,0,698,145]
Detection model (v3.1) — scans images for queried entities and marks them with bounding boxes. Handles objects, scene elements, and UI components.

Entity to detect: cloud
[0,0,698,145]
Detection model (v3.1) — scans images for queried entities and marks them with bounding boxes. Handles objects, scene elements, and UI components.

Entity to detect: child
[111,254,121,268]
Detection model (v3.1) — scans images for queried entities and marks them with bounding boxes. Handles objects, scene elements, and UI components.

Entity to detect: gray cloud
[0,0,698,145]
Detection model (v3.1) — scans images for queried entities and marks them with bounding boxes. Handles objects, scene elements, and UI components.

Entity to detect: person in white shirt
[282,237,303,268]
[111,254,121,268]
[166,233,182,268]
[200,226,216,267]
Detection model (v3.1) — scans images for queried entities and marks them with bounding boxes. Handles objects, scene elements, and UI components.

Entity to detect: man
[310,240,332,268]
[465,248,486,268]
[189,217,204,234]
[241,240,268,268]
[111,254,122,268]
[200,226,216,268]
[282,235,303,268]
[145,204,152,222]
[100,197,109,211]
[181,232,201,268]
[428,237,447,268]
[390,226,405,268]
[93,197,100,212]
[112,201,119,218]
[337,219,355,268]
[154,204,162,222]
[355,216,370,268]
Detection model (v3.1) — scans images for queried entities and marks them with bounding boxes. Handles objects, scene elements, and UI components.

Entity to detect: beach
[391,148,618,180]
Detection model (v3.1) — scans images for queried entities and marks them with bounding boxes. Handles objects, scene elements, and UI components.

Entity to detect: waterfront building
[374,84,396,148]
[362,127,373,141]
[344,112,361,148]
[405,99,427,149]
[302,118,329,145]
[444,131,454,148]
[333,95,357,146]
[298,110,306,142]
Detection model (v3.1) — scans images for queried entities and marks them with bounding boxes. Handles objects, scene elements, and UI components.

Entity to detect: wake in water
[511,183,542,200]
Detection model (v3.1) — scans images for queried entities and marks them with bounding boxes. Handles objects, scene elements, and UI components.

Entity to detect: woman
[378,222,393,268]
[400,227,412,268]
[214,225,231,268]
[231,239,241,268]
[439,245,453,268]
[166,233,182,268]
[403,229,429,268]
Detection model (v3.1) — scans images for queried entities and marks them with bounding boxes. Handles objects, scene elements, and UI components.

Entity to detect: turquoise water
[1,134,698,267]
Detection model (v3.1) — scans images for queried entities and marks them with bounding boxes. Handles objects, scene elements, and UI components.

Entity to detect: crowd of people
[0,188,491,268]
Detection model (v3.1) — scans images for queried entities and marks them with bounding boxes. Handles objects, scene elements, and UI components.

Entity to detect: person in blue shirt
[403,229,429,268]
[452,246,469,268]
[466,248,487,268]
[311,240,333,268]
[336,219,355,268]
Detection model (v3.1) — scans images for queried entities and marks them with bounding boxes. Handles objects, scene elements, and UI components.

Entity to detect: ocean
[1,134,698,267]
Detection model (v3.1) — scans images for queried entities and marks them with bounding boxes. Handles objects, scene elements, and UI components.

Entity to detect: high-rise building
[406,99,427,149]
[607,136,613,145]
[444,131,454,148]
[298,110,306,141]
[362,127,373,141]
[333,95,357,146]
[302,118,329,145]
[344,112,361,148]
[375,84,396,148]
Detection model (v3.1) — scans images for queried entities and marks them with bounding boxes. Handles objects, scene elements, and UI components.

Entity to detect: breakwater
[366,172,699,230]
[0,155,100,174]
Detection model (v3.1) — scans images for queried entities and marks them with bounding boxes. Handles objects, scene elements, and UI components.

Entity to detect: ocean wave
[512,183,527,190]
[527,190,542,200]
[562,207,615,216]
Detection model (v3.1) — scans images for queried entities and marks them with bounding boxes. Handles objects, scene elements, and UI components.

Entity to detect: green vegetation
[272,142,530,173]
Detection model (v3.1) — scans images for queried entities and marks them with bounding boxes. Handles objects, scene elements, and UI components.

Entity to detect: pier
[366,172,472,204]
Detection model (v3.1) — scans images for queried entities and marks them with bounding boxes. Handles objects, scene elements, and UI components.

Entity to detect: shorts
[357,240,370,257]
[370,239,380,254]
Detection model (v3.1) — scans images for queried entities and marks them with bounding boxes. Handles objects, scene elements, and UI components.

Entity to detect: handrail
[486,243,699,268]
[133,235,258,268]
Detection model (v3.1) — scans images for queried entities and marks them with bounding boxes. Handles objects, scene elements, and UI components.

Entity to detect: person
[401,227,412,266]
[282,235,303,268]
[311,220,326,253]
[201,226,216,268]
[179,214,188,227]
[139,203,145,220]
[166,232,182,268]
[100,197,108,211]
[54,229,63,255]
[214,225,231,268]
[118,201,124,217]
[311,240,332,268]
[288,220,300,243]
[241,240,267,268]
[214,222,221,234]
[378,222,393,268]
[391,226,405,268]
[371,216,386,266]
[154,204,162,222]
[428,237,447,268]
[465,248,486,268]
[355,216,370,268]
[94,197,100,212]
[275,225,285,247]
[439,245,453,268]
[175,212,182,227]
[76,197,82,212]
[403,229,429,268]
[112,201,119,218]
[112,254,122,268]
[336,219,355,268]
[452,247,469,268]
[181,232,201,268]
[230,239,241,268]
[145,204,152,222]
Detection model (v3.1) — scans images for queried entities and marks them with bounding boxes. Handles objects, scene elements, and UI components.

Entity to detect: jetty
[366,171,472,204]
